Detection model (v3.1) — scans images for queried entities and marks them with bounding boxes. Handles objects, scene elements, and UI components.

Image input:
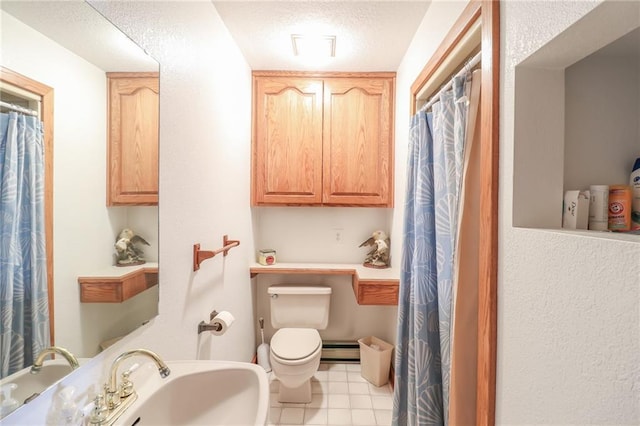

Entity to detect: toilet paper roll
[211,311,235,336]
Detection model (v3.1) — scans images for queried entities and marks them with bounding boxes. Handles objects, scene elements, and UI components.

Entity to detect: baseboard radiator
[321,340,360,363]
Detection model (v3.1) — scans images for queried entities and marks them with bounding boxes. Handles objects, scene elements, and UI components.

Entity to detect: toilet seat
[271,328,321,361]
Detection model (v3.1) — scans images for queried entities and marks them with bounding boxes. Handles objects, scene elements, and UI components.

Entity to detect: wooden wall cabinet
[107,72,159,206]
[252,72,395,207]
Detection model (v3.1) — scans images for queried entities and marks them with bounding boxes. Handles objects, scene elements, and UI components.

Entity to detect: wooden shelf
[78,262,158,303]
[531,228,640,243]
[249,262,399,306]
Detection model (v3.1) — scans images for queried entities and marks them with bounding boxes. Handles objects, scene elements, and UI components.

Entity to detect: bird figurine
[114,228,150,266]
[359,230,390,269]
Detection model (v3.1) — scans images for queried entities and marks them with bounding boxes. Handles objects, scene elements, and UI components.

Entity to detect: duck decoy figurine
[114,228,150,266]
[359,230,390,269]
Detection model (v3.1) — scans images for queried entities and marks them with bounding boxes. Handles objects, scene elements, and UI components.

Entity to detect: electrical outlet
[333,228,344,243]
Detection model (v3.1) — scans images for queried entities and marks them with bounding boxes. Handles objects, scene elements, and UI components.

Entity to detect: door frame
[409,1,499,424]
[1,66,55,345]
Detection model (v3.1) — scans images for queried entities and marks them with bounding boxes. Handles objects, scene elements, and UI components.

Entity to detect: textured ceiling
[1,1,158,72]
[212,1,432,71]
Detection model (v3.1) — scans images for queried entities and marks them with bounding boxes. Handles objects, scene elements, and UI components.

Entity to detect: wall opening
[513,0,639,242]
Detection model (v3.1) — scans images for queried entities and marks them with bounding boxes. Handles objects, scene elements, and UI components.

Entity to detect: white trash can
[358,336,394,386]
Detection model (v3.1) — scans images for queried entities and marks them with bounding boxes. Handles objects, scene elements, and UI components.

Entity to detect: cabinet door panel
[323,78,393,206]
[108,75,159,205]
[253,77,323,204]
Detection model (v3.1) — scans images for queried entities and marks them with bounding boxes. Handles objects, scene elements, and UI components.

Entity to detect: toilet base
[278,380,312,403]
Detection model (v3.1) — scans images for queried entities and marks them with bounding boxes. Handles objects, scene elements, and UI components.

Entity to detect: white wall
[254,207,391,264]
[3,1,253,422]
[253,206,398,346]
[249,0,470,353]
[395,0,640,424]
[512,0,640,231]
[255,274,398,347]
[0,11,158,358]
[391,0,470,267]
[565,48,640,189]
[499,1,640,424]
[8,1,640,424]
[388,0,471,352]
[86,0,255,364]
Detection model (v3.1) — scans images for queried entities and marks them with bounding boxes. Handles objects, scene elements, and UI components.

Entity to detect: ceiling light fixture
[291,34,336,58]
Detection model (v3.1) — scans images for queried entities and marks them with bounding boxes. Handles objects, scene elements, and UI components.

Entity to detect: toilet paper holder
[197,310,222,334]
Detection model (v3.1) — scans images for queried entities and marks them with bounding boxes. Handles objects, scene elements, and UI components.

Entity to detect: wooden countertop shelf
[78,262,158,303]
[250,262,399,306]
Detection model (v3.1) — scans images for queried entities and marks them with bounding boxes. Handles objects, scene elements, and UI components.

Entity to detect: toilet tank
[268,285,331,329]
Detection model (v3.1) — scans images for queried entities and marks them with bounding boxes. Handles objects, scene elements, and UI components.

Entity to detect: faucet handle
[119,370,134,398]
[88,394,108,424]
[105,381,121,410]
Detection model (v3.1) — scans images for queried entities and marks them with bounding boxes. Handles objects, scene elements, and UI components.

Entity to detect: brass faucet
[30,346,80,374]
[90,349,170,425]
[106,349,170,409]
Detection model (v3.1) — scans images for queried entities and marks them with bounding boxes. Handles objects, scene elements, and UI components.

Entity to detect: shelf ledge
[249,262,399,306]
[78,262,158,303]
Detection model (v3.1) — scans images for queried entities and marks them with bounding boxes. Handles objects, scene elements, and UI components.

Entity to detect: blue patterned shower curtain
[0,112,49,378]
[393,76,469,426]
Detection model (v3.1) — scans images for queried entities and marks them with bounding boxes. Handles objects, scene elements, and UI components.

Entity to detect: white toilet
[268,285,331,403]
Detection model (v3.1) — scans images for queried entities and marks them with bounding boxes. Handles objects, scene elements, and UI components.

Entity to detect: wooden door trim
[0,66,55,346]
[409,1,499,424]
[409,1,482,115]
[477,1,500,423]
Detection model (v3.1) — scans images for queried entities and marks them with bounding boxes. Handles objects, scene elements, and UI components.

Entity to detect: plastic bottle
[50,386,80,425]
[608,185,632,231]
[0,383,20,418]
[631,157,640,230]
[589,185,609,231]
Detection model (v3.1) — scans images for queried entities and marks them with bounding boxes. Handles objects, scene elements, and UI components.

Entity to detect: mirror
[0,0,159,374]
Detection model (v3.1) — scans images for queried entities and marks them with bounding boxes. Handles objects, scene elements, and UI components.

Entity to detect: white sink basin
[0,358,88,410]
[114,360,269,426]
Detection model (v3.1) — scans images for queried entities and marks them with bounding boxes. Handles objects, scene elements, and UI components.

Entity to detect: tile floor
[268,363,393,426]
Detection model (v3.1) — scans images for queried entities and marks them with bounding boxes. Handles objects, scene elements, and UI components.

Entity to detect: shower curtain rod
[0,100,38,116]
[419,51,482,113]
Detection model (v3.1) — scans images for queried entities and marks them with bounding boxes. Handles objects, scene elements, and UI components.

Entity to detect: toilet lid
[271,328,321,360]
